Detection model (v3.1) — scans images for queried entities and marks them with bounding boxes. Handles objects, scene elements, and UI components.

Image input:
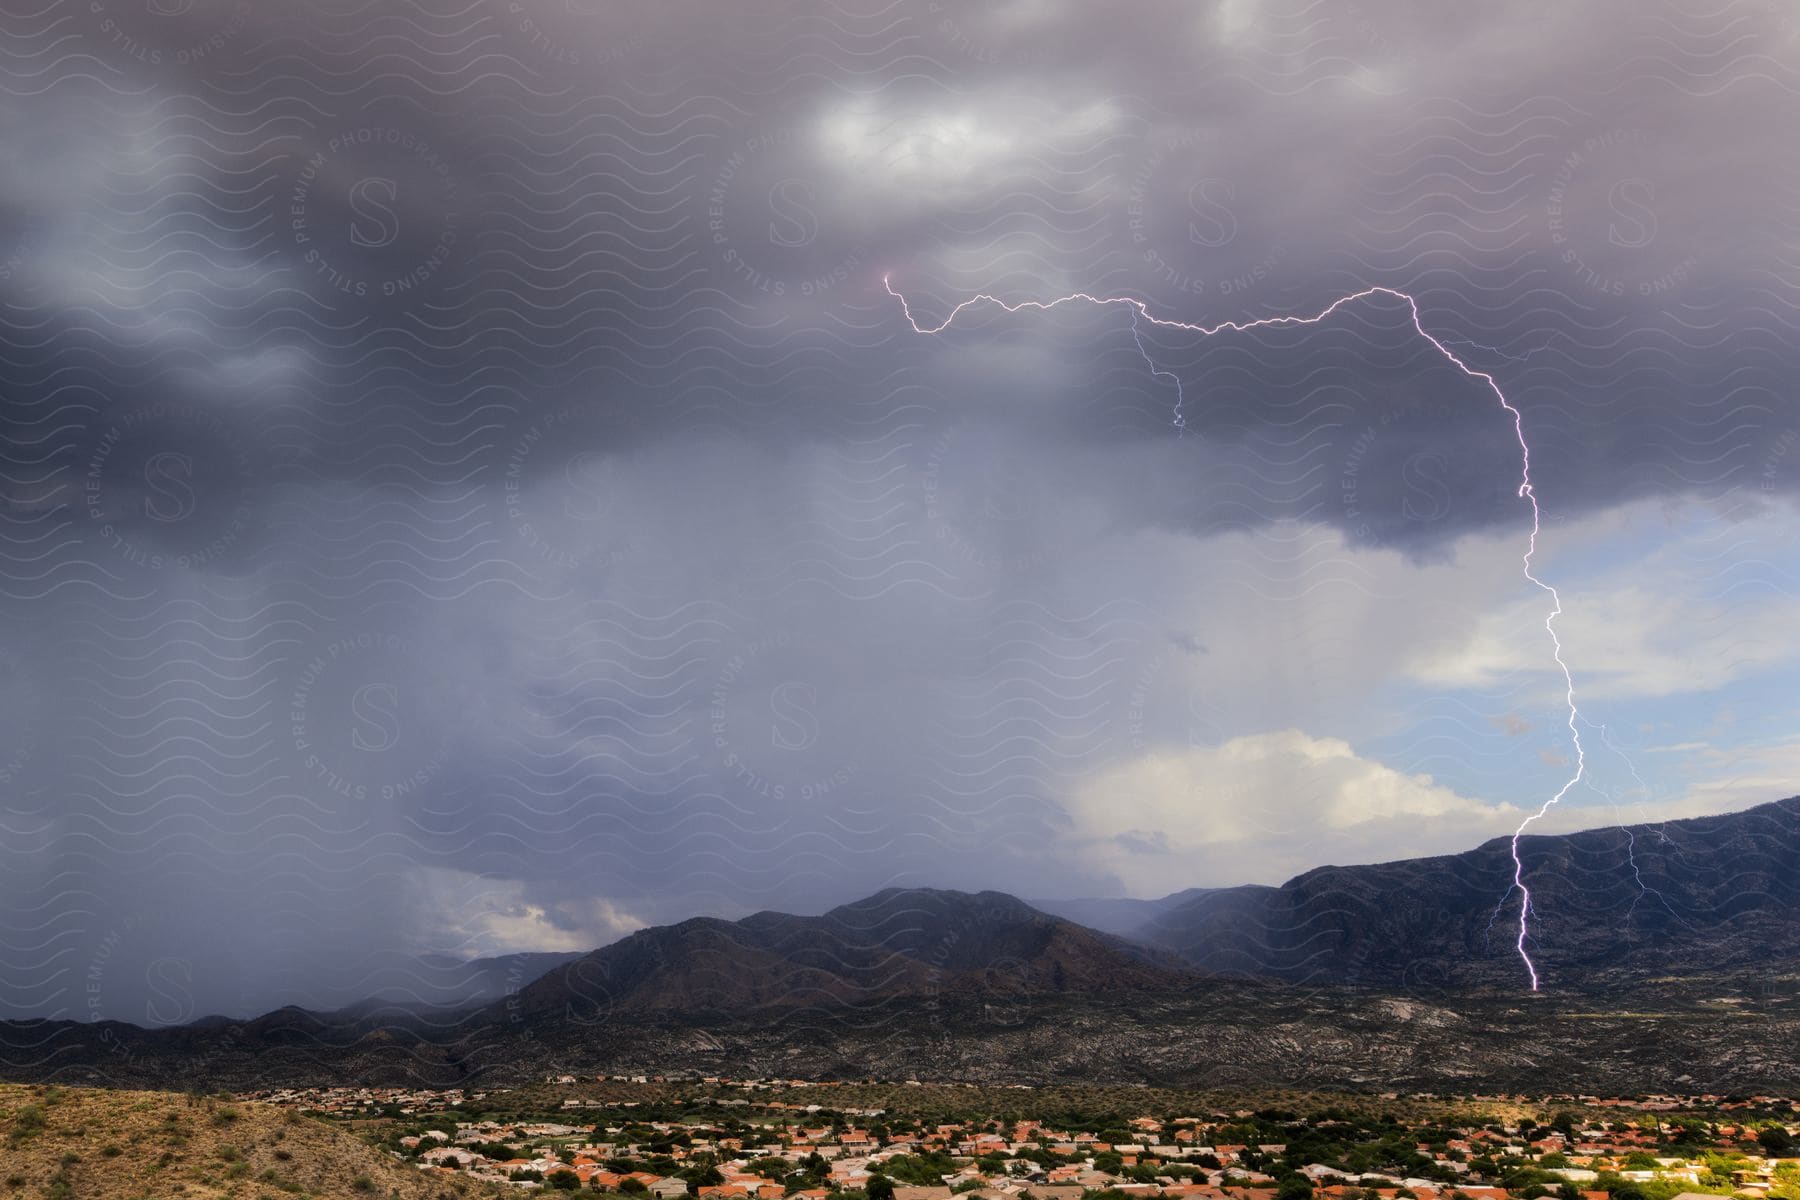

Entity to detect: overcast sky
[1,0,1798,1023]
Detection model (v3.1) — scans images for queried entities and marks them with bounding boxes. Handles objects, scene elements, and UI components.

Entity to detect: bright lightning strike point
[882,273,1586,991]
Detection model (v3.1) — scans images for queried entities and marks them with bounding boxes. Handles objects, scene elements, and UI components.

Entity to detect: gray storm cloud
[0,0,1796,1024]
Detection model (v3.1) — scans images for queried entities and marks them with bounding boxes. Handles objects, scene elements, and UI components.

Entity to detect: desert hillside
[0,1084,502,1200]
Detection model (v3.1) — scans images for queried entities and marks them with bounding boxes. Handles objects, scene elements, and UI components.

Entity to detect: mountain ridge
[1,798,1795,1093]
[497,885,1197,1024]
[1131,795,1800,988]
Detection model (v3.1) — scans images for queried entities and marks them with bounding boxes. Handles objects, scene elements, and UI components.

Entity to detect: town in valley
[238,1078,1800,1200]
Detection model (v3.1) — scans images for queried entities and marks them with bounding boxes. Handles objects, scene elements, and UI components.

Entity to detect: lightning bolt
[1129,306,1188,436]
[883,273,1585,990]
[1437,335,1549,369]
[1591,720,1692,933]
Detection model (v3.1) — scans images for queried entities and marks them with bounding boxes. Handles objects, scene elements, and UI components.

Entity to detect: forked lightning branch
[883,273,1588,991]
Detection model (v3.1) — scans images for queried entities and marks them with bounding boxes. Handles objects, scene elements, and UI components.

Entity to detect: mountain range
[1048,795,1800,988]
[3,797,1795,1094]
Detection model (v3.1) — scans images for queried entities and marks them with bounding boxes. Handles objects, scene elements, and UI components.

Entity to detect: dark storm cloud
[1,0,1797,1031]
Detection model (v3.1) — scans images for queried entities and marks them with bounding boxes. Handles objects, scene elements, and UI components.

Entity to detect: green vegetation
[1276,1174,1314,1200]
[6,1103,47,1143]
[879,1152,958,1185]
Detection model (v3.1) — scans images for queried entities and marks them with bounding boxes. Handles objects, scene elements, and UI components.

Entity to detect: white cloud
[814,89,1122,221]
[1063,726,1788,897]
[1669,737,1800,815]
[1406,500,1800,699]
[1067,728,1529,895]
[1410,582,1800,700]
[400,866,645,959]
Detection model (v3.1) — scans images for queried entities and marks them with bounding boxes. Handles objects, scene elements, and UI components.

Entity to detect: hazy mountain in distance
[1030,887,1273,939]
[357,950,585,1010]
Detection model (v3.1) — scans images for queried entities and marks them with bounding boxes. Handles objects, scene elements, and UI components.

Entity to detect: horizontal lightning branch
[882,273,1586,991]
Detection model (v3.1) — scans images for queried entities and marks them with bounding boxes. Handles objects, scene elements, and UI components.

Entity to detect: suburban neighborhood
[240,1079,1800,1200]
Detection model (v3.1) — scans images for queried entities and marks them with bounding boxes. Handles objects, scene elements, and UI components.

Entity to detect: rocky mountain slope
[502,887,1195,1023]
[1132,797,1800,988]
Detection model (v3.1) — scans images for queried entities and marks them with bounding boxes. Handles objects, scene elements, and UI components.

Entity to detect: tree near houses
[1276,1174,1313,1200]
[683,1163,726,1193]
